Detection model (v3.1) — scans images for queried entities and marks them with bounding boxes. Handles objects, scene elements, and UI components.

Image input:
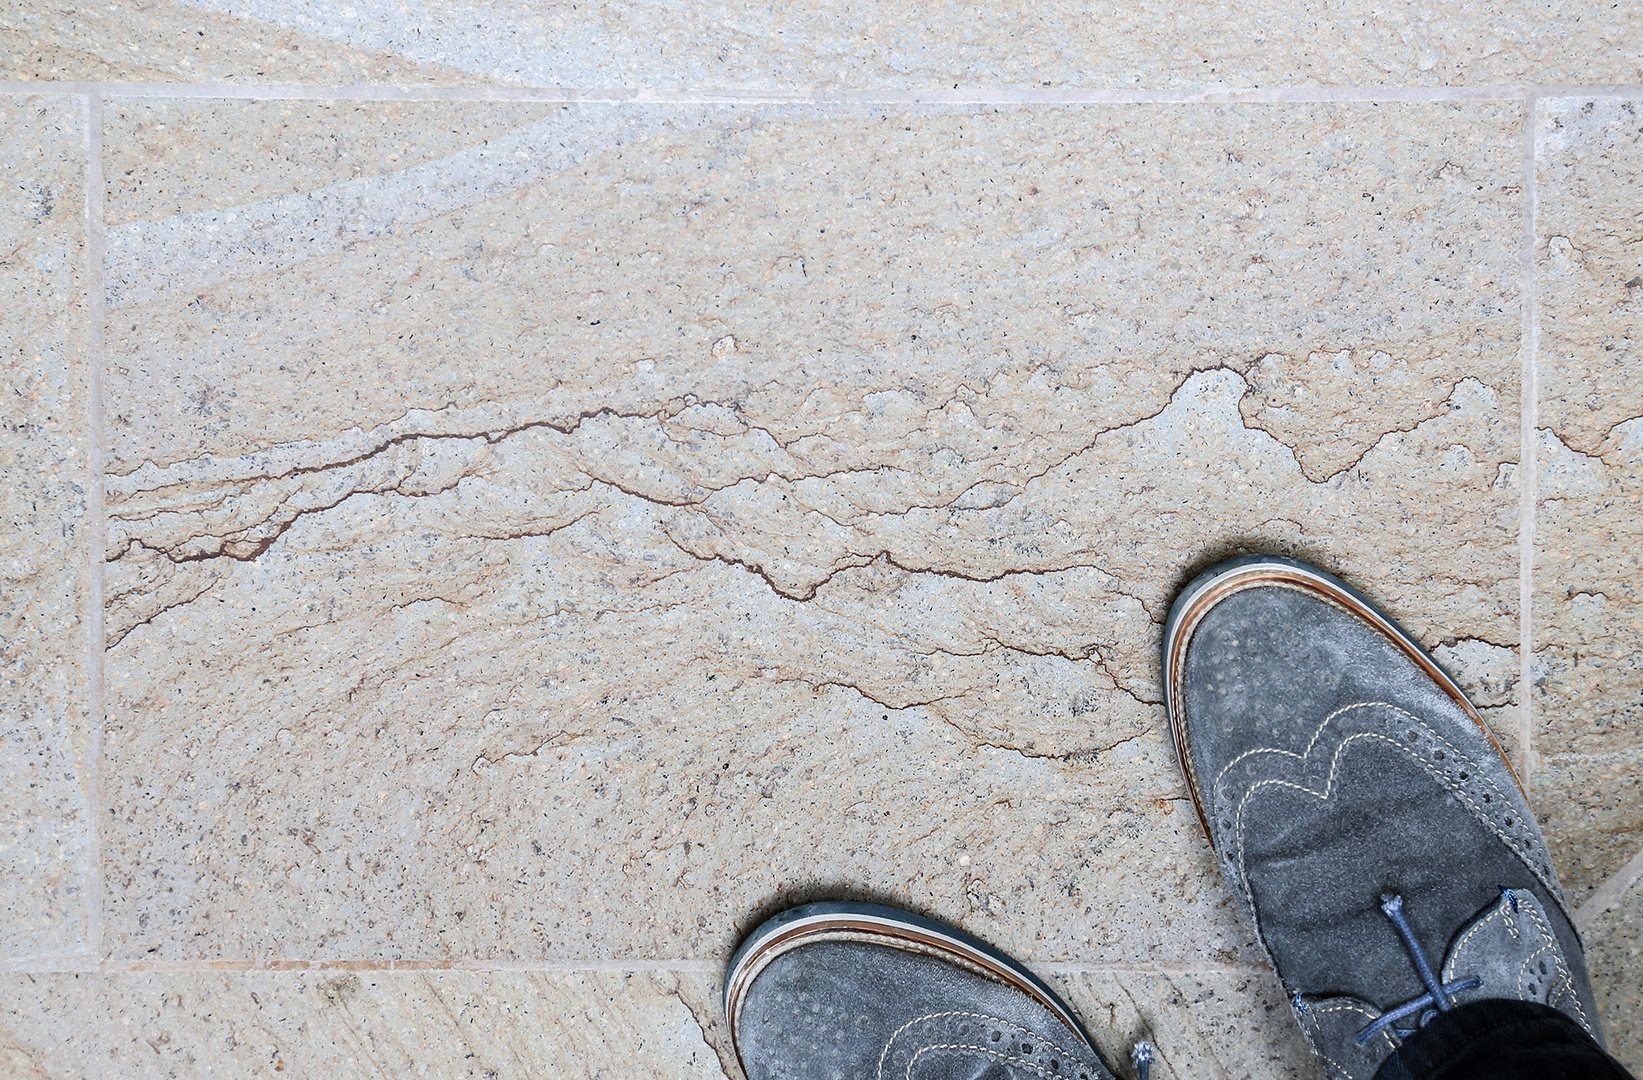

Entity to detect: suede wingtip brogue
[1164,554,1603,1080]
[725,901,1117,1080]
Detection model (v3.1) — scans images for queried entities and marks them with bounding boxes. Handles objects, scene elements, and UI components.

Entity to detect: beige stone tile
[104,99,558,227]
[0,968,727,1078]
[4,1,1642,88]
[1532,97,1643,900]
[1537,99,1643,456]
[1585,865,1643,1074]
[0,0,476,85]
[0,94,91,959]
[1051,969,1319,1080]
[101,101,1526,963]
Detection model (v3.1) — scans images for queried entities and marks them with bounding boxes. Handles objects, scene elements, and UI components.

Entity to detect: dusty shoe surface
[1164,555,1603,1080]
[724,902,1115,1080]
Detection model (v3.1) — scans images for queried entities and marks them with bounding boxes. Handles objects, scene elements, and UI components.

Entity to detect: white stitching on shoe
[1301,1012,1380,1078]
[1214,702,1563,907]
[1442,892,1595,1038]
[1518,941,1558,996]
[1230,734,1535,921]
[902,1043,1066,1080]
[1213,700,1382,787]
[1305,999,1400,1061]
[1443,898,1504,977]
[1216,704,1521,836]
[1286,996,1367,1080]
[1223,726,1568,1041]
[877,1012,1084,1080]
[1518,897,1592,1033]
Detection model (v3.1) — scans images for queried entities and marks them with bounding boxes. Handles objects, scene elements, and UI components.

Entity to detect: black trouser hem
[1372,999,1631,1080]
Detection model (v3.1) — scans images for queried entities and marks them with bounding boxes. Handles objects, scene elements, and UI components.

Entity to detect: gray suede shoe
[1165,555,1604,1080]
[725,902,1117,1080]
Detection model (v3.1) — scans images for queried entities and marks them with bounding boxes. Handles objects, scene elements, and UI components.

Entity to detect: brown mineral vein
[104,575,224,649]
[967,730,1149,763]
[1298,377,1500,484]
[775,677,969,712]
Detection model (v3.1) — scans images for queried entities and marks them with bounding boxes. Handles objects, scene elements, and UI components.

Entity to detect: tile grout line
[0,958,1270,975]
[1517,89,1539,799]
[83,91,107,973]
[1572,844,1643,934]
[3,80,1643,104]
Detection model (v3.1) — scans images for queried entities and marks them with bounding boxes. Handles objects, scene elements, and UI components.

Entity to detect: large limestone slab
[1533,97,1643,901]
[3,1,1640,89]
[0,94,92,960]
[101,100,1527,964]
[0,969,726,1078]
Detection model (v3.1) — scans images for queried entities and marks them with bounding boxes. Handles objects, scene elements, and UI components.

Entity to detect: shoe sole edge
[722,901,1095,1075]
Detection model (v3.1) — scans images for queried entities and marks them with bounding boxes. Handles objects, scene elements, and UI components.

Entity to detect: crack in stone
[108,403,680,487]
[105,359,1510,661]
[1110,975,1171,1080]
[802,676,1152,763]
[105,574,224,649]
[775,677,968,713]
[471,729,592,772]
[114,474,596,567]
[1584,411,1643,459]
[973,632,1162,707]
[1292,377,1492,484]
[969,729,1149,764]
[1435,632,1521,652]
[665,978,735,1080]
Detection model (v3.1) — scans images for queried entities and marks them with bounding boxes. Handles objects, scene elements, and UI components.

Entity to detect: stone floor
[2,7,1641,1078]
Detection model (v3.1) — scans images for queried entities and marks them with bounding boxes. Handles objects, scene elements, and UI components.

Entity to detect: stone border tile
[0,968,726,1077]
[0,92,93,960]
[1532,96,1643,899]
[3,2,1641,89]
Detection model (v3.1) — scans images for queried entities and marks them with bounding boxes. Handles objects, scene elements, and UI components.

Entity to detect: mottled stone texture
[1586,874,1643,1075]
[1533,97,1643,901]
[2,0,1641,88]
[0,969,726,1078]
[1051,969,1318,1080]
[95,100,1528,967]
[0,94,91,959]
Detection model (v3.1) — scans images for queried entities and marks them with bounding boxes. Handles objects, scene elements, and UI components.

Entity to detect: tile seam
[1572,843,1643,933]
[15,80,1643,104]
[1518,90,1539,799]
[82,91,107,974]
[0,959,1269,974]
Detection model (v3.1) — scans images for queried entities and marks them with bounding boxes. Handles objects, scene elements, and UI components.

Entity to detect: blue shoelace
[1130,1039,1155,1080]
[1130,892,1491,1076]
[1350,892,1483,1046]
